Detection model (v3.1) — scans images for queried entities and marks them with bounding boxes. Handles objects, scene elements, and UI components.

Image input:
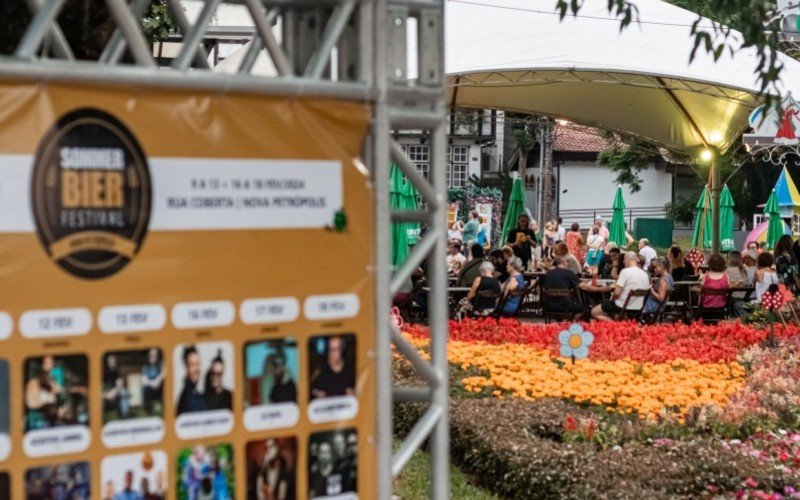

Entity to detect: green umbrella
[719,185,736,252]
[401,170,420,246]
[692,185,713,250]
[500,177,527,246]
[608,186,628,247]
[390,163,410,267]
[765,189,784,250]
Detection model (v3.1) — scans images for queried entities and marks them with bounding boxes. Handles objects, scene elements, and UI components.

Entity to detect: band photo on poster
[102,348,166,447]
[23,354,90,456]
[102,450,168,500]
[25,461,90,499]
[247,436,297,500]
[308,334,358,423]
[177,443,234,500]
[308,428,357,500]
[172,342,234,440]
[0,472,8,499]
[244,338,299,431]
[0,360,9,461]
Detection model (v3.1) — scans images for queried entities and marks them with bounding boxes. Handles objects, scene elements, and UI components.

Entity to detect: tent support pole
[711,149,721,254]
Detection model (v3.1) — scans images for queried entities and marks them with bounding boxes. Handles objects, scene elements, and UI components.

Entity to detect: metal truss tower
[0,0,449,498]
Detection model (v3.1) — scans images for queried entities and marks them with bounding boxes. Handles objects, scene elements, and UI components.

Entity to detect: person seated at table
[500,257,526,316]
[542,256,584,320]
[488,249,509,283]
[668,246,694,282]
[642,257,673,317]
[609,250,626,280]
[754,252,779,302]
[725,251,748,285]
[745,241,760,261]
[446,241,466,276]
[506,214,537,271]
[456,244,485,287]
[590,251,650,321]
[598,245,621,279]
[464,261,502,316]
[743,253,757,286]
[553,242,581,275]
[699,253,730,310]
[774,234,800,293]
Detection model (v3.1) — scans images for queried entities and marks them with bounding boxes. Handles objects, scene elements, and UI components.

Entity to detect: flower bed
[395,319,800,496]
[405,319,788,420]
[406,318,796,364]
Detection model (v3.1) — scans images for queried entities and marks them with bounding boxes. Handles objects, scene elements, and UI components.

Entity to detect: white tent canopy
[444,0,800,153]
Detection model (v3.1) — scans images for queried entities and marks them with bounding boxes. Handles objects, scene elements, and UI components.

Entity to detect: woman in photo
[261,351,297,405]
[256,439,293,500]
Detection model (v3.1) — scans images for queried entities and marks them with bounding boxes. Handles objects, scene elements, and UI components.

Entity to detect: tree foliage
[595,133,660,193]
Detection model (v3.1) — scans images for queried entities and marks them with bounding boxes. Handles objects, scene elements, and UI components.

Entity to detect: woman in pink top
[700,253,730,308]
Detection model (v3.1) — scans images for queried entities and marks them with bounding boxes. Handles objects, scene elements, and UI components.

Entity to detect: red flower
[563,414,578,432]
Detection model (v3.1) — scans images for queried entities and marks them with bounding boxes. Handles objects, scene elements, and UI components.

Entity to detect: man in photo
[204,350,232,411]
[310,336,355,400]
[309,442,342,498]
[177,346,206,415]
[141,348,164,416]
[103,354,131,419]
[112,470,141,500]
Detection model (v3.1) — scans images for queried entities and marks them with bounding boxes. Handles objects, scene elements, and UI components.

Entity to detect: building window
[402,145,430,179]
[451,146,468,163]
[451,163,468,188]
[448,146,469,188]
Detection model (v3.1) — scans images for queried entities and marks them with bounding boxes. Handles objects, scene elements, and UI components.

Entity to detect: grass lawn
[393,441,497,499]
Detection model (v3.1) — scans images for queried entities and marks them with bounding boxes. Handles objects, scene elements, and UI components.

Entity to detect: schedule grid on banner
[0,82,375,500]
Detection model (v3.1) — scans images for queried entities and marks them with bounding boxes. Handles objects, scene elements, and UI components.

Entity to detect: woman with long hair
[774,234,799,293]
[725,251,748,285]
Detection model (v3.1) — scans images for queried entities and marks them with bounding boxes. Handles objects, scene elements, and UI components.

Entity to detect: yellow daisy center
[569,334,583,348]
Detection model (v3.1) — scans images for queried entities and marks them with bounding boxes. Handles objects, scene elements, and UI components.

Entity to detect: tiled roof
[553,122,609,153]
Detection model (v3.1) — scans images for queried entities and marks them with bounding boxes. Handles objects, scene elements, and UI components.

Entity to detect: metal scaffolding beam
[0,0,449,498]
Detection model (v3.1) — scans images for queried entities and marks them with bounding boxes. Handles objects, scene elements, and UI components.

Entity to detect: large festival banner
[0,80,375,499]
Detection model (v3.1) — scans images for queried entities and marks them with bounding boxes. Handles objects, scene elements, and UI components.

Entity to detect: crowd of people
[430,211,800,322]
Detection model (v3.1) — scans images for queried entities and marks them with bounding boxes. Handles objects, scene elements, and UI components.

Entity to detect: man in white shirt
[638,238,658,271]
[591,251,650,321]
[446,241,466,275]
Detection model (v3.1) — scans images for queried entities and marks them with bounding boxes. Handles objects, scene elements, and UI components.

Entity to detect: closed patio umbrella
[500,177,526,246]
[391,163,411,267]
[608,186,627,247]
[692,185,713,250]
[719,185,736,252]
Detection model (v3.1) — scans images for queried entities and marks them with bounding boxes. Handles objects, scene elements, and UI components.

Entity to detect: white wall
[558,161,672,227]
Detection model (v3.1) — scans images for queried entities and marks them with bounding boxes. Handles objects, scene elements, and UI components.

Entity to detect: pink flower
[745,477,759,488]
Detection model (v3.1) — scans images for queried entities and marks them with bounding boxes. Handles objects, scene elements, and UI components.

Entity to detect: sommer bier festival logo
[31,108,152,279]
